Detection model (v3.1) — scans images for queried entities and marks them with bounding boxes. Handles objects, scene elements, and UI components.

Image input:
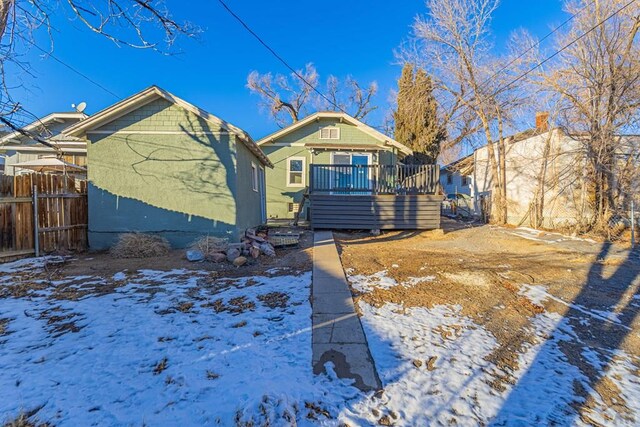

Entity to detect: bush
[110,233,171,258]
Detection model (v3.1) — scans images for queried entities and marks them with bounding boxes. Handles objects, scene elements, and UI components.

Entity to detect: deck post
[33,184,40,257]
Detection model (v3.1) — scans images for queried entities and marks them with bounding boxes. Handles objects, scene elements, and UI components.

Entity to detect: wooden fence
[0,174,88,258]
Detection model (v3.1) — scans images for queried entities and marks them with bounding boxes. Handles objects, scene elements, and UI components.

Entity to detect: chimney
[535,111,549,132]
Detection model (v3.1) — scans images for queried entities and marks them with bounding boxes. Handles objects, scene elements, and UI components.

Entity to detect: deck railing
[309,164,439,195]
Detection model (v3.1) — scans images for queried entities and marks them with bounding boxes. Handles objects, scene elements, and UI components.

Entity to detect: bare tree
[541,0,640,228]
[400,0,534,224]
[246,64,318,127]
[0,0,195,140]
[247,63,378,127]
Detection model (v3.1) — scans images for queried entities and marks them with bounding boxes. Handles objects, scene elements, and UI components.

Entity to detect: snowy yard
[2,221,640,426]
[336,223,640,426]
[0,259,358,426]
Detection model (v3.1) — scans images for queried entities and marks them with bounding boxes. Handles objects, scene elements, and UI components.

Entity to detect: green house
[63,86,272,250]
[257,112,413,220]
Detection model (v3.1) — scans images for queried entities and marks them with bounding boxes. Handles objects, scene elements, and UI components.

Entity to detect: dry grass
[110,233,171,259]
[190,236,229,257]
[3,408,50,427]
[153,357,168,375]
[0,318,9,336]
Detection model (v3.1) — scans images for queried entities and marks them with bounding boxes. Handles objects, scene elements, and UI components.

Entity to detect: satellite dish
[73,102,87,113]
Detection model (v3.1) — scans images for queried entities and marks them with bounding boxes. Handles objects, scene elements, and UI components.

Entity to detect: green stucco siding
[261,118,399,219]
[87,98,254,249]
[234,139,264,232]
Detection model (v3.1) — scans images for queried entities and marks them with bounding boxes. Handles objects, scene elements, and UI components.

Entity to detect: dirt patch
[0,230,312,303]
[258,292,290,309]
[60,229,313,279]
[335,219,640,405]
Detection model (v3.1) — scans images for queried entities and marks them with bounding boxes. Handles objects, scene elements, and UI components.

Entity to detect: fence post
[631,199,635,248]
[32,185,40,257]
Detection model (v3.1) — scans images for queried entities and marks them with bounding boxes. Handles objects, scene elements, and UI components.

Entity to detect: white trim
[62,85,273,168]
[286,156,306,188]
[319,126,340,140]
[86,130,228,135]
[0,146,86,154]
[0,112,87,144]
[251,161,259,192]
[256,111,413,157]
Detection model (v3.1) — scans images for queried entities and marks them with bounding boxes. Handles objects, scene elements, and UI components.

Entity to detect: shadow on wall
[88,185,236,250]
[88,107,240,249]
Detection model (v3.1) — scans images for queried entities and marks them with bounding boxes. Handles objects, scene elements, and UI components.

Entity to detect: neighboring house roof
[441,153,475,175]
[0,112,87,145]
[63,85,273,168]
[11,156,87,173]
[256,111,413,156]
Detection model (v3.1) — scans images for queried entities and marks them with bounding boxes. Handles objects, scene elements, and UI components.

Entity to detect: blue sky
[11,0,566,139]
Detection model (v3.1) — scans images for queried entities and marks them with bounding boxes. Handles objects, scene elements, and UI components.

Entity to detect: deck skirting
[310,194,442,230]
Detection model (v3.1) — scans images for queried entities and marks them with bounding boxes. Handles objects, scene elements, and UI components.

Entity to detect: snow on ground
[503,227,598,244]
[0,258,360,426]
[347,270,434,293]
[341,269,640,426]
[519,283,630,329]
[2,259,638,426]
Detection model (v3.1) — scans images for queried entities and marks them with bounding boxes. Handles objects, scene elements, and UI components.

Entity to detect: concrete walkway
[312,231,381,391]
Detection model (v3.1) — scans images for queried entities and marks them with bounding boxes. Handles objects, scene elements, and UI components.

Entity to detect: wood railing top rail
[309,164,439,195]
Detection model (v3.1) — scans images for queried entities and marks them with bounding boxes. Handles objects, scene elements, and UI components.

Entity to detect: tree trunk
[0,0,13,40]
[479,113,505,224]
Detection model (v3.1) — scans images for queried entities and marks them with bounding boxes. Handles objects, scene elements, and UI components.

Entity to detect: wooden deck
[308,164,442,230]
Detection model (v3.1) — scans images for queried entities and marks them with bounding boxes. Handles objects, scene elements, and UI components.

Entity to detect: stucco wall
[474,130,586,227]
[235,138,264,232]
[86,97,262,249]
[261,117,399,220]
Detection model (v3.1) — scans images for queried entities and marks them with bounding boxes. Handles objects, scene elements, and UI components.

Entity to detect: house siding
[2,117,85,176]
[86,98,245,249]
[261,117,399,220]
[473,130,587,227]
[235,139,264,232]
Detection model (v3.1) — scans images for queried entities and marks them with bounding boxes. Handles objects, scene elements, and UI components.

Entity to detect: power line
[19,35,122,100]
[495,0,636,98]
[215,0,348,115]
[444,0,636,132]
[472,0,597,97]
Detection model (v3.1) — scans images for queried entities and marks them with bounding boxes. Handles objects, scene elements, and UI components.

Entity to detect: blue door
[332,153,371,194]
[351,155,370,193]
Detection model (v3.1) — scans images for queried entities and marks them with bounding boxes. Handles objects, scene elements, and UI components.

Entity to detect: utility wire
[444,0,636,132]
[19,34,122,100]
[216,0,348,115]
[471,0,597,98]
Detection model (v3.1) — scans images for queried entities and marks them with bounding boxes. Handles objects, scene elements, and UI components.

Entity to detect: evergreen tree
[394,63,446,164]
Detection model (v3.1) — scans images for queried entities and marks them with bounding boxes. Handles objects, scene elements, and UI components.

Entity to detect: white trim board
[86,130,229,135]
[286,156,306,188]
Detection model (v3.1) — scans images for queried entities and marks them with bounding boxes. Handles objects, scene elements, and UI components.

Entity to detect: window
[287,157,305,187]
[251,162,258,192]
[447,173,453,185]
[461,175,468,186]
[319,127,340,140]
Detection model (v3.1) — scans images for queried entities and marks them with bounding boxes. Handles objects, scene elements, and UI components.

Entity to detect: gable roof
[63,86,273,168]
[256,111,413,157]
[0,112,87,145]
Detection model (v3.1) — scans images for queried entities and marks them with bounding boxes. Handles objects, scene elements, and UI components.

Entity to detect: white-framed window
[251,162,259,192]
[319,127,340,140]
[287,157,305,187]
